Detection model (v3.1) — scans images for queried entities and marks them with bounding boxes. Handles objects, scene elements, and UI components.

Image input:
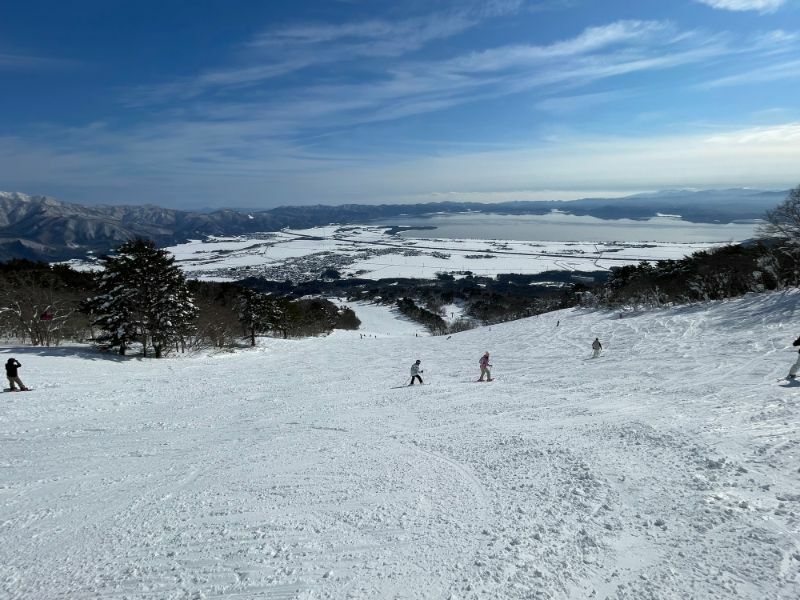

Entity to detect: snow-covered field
[3,292,800,599]
[159,225,730,282]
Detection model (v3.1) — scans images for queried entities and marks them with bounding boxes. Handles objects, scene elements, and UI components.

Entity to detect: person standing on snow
[409,359,424,385]
[787,336,800,379]
[478,351,493,381]
[5,358,28,391]
[591,338,602,358]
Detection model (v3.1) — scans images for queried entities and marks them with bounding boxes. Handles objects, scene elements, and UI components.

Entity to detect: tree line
[242,269,592,334]
[0,239,359,356]
[2,186,798,348]
[596,185,800,309]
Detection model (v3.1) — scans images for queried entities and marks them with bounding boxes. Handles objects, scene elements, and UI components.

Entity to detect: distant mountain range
[0,188,786,262]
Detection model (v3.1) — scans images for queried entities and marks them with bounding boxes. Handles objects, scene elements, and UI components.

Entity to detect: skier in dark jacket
[409,359,423,385]
[5,358,28,391]
[788,336,800,379]
[591,338,602,358]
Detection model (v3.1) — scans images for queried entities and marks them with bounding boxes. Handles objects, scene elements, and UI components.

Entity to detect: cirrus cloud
[695,0,786,13]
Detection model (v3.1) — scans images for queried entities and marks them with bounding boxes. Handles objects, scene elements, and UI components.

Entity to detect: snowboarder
[787,336,800,379]
[478,351,493,381]
[5,358,28,391]
[409,359,424,385]
[591,338,602,358]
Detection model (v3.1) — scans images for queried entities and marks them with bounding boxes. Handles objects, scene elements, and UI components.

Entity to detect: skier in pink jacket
[478,352,493,382]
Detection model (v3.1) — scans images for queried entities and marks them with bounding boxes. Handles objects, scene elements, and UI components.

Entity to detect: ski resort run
[2,291,800,598]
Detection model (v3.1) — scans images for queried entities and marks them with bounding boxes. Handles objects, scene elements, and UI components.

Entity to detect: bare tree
[757,185,800,285]
[759,185,800,243]
[0,274,80,346]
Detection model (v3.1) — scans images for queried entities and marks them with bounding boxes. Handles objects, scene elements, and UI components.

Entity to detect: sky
[1,0,799,210]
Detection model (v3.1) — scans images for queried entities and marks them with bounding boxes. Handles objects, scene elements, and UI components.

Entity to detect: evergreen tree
[237,289,272,346]
[237,290,294,343]
[87,239,197,357]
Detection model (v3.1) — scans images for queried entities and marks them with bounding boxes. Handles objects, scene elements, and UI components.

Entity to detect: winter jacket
[793,337,800,352]
[479,355,490,368]
[410,363,422,376]
[5,360,20,378]
[592,339,602,350]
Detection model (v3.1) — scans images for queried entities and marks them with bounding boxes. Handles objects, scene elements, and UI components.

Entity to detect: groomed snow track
[2,292,800,599]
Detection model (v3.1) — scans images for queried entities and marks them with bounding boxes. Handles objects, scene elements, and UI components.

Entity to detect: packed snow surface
[3,292,800,599]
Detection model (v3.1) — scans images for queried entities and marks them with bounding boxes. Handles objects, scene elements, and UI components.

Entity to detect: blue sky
[1,0,799,209]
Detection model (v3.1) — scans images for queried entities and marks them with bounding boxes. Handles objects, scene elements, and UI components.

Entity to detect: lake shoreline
[370,212,757,244]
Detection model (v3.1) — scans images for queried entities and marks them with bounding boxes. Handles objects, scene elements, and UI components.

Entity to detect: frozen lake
[378,212,758,243]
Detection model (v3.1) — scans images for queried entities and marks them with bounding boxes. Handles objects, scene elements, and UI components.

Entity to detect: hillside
[1,292,799,598]
[0,192,276,262]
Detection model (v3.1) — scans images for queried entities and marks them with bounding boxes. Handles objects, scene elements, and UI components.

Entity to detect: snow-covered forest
[2,291,799,599]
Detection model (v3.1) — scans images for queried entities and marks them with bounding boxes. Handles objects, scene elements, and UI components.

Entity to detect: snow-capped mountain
[0,188,786,262]
[0,192,280,261]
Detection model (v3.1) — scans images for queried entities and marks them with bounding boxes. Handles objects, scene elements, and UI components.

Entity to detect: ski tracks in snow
[3,292,800,598]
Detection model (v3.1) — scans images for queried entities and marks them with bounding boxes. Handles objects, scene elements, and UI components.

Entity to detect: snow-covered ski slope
[2,292,800,599]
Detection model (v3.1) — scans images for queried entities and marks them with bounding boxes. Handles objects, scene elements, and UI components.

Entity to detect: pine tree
[87,239,197,357]
[237,289,271,346]
[237,290,292,344]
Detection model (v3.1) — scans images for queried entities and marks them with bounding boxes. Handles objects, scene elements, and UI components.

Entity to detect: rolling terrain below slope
[1,292,799,599]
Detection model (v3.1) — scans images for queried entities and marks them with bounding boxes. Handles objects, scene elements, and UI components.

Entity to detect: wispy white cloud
[0,52,78,70]
[129,2,524,106]
[247,12,476,54]
[749,29,800,53]
[128,10,800,133]
[295,122,800,203]
[18,20,792,174]
[161,21,727,135]
[695,0,786,13]
[2,122,799,207]
[534,90,635,114]
[699,58,800,87]
[429,20,672,75]
[6,10,800,207]
[128,18,701,142]
[213,22,738,132]
[704,121,800,144]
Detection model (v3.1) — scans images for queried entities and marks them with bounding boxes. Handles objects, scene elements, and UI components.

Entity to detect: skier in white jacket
[787,336,800,379]
[409,360,424,386]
